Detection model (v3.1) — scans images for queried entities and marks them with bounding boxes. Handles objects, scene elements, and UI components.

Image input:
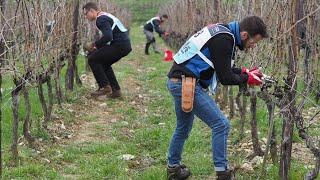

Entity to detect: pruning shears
[261,73,277,91]
[262,74,276,83]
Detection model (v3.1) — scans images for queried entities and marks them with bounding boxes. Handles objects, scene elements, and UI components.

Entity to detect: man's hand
[83,42,96,54]
[242,67,263,86]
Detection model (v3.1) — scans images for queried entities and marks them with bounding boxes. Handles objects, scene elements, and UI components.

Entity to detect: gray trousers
[144,29,158,52]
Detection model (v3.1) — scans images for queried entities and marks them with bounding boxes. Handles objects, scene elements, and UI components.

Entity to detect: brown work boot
[167,164,191,180]
[216,169,235,180]
[90,85,112,97]
[108,89,122,99]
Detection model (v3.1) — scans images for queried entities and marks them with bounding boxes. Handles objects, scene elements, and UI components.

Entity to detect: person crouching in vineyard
[166,16,268,180]
[82,2,132,98]
[143,14,169,55]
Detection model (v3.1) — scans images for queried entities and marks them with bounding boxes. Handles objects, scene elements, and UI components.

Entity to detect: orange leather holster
[181,75,196,113]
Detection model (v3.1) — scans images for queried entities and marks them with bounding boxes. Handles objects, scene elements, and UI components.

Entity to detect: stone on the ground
[60,123,66,130]
[120,154,135,161]
[99,103,107,108]
[241,162,254,172]
[251,156,263,166]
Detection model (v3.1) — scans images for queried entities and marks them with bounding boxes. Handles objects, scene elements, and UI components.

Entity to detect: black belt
[170,77,202,85]
[170,77,208,90]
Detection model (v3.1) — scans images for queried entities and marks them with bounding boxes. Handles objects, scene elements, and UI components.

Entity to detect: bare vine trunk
[221,86,228,110]
[279,46,297,180]
[267,103,278,164]
[250,90,264,156]
[54,75,63,106]
[229,87,234,118]
[11,82,20,165]
[22,87,34,146]
[66,0,80,91]
[47,78,53,118]
[54,53,65,106]
[236,92,248,140]
[279,0,299,177]
[38,79,49,127]
[279,5,298,177]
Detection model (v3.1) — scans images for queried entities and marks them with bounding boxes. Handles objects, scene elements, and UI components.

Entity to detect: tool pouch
[181,75,196,113]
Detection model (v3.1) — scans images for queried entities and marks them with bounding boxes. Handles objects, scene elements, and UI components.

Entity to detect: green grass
[111,0,171,23]
[2,0,319,179]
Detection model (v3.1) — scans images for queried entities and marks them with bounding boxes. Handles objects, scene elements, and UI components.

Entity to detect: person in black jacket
[143,15,169,55]
[82,2,132,98]
[166,16,268,180]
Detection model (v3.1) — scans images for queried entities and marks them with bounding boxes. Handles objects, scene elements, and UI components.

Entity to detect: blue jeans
[167,78,230,171]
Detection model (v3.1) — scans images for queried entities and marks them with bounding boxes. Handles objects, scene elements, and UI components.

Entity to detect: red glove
[242,67,263,86]
[249,67,263,78]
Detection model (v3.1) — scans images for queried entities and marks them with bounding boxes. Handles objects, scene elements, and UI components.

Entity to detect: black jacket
[95,15,130,48]
[168,32,248,87]
[144,18,165,36]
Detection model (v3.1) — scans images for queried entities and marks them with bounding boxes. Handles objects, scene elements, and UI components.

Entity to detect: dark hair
[162,14,169,19]
[82,2,99,11]
[240,16,268,38]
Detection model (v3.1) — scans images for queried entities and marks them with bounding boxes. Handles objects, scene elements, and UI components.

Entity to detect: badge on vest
[173,24,234,65]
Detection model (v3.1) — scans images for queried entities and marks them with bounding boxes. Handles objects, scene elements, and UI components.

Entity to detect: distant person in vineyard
[143,14,169,55]
[166,16,268,180]
[82,2,132,98]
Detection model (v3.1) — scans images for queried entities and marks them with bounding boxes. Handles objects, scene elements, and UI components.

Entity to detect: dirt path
[50,27,156,149]
[58,62,144,146]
